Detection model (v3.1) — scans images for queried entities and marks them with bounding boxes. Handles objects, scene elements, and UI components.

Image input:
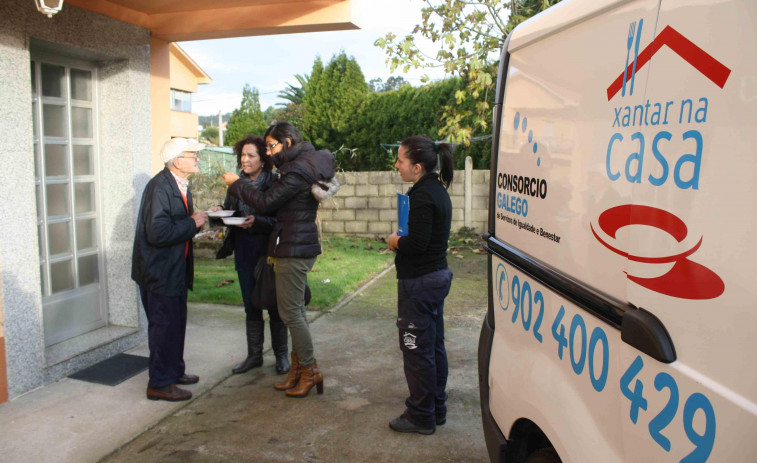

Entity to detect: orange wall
[0,259,7,404]
[169,49,200,93]
[150,37,171,174]
[170,110,200,139]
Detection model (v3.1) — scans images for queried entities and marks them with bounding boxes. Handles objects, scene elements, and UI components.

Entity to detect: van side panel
[489,257,625,461]
[486,0,757,461]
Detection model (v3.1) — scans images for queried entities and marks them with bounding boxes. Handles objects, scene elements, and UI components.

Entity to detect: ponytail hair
[400,135,454,189]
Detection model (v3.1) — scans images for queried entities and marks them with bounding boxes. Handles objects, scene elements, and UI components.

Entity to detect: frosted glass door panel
[78,254,99,286]
[43,104,66,137]
[32,57,105,347]
[41,64,64,97]
[73,145,93,175]
[48,222,71,255]
[74,182,95,213]
[76,218,96,250]
[50,260,74,293]
[71,107,92,138]
[44,144,68,176]
[46,184,70,216]
[70,69,92,101]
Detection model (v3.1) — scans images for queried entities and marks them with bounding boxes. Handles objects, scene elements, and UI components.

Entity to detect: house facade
[0,0,359,402]
[168,43,212,169]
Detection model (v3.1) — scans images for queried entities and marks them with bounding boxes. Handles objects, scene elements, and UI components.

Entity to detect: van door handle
[621,308,676,363]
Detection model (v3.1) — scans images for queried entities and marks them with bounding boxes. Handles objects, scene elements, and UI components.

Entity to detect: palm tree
[277,73,309,107]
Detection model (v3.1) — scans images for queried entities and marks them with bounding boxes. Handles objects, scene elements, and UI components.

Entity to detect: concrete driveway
[103,249,489,462]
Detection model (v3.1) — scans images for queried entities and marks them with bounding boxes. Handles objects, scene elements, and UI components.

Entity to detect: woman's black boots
[232,320,264,374]
[270,320,290,374]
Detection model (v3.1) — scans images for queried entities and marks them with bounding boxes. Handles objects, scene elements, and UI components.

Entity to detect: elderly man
[132,138,208,401]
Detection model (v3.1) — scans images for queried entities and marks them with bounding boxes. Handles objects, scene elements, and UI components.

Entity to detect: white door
[31,56,106,347]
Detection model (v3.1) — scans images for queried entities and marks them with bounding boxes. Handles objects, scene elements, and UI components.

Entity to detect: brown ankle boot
[285,360,323,397]
[274,353,300,390]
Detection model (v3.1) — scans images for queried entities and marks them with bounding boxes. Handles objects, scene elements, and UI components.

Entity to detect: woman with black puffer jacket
[222,121,337,398]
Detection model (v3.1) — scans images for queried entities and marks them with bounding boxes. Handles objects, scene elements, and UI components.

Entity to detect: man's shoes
[176,374,199,385]
[436,415,446,426]
[146,384,192,402]
[389,414,435,435]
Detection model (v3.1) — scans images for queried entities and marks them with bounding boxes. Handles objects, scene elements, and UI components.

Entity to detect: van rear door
[608,0,757,460]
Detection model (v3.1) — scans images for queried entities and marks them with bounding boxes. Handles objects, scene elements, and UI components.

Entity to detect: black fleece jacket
[395,173,452,279]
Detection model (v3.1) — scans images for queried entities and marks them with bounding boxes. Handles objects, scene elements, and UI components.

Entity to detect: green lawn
[188,236,395,311]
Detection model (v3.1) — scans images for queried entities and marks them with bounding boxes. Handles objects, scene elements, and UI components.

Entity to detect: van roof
[509,0,627,52]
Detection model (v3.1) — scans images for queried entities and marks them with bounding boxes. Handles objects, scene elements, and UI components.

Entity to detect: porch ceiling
[64,0,360,42]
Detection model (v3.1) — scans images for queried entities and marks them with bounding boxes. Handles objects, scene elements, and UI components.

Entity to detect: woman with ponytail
[385,135,454,435]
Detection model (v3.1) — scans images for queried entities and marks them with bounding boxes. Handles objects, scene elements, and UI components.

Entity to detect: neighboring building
[0,0,360,402]
[167,44,212,172]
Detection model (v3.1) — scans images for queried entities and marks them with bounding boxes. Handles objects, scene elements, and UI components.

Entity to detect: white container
[207,210,234,218]
[222,217,246,226]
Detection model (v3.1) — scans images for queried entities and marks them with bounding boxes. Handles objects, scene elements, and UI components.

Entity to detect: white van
[479,0,757,461]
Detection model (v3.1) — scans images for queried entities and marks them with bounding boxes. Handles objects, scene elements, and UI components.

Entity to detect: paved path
[104,250,489,462]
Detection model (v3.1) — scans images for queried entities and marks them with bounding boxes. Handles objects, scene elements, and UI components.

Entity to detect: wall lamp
[35,0,64,18]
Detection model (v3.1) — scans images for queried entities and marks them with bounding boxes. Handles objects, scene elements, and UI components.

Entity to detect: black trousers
[396,268,453,427]
[140,288,188,388]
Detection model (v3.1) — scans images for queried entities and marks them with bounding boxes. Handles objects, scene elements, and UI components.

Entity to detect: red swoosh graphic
[598,204,688,241]
[590,222,701,264]
[607,25,731,100]
[628,259,724,300]
[591,204,725,299]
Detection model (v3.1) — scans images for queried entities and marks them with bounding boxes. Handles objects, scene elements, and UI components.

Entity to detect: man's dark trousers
[397,268,453,427]
[140,288,187,388]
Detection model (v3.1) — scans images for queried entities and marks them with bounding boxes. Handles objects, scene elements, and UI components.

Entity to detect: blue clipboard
[397,192,409,236]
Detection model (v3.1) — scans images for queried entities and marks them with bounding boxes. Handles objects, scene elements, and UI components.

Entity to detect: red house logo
[606,24,731,101]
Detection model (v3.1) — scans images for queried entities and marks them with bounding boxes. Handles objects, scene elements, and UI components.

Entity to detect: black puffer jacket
[229,142,336,258]
[132,168,198,296]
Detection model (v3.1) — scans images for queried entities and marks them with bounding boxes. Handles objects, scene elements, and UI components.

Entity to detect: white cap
[160,138,205,164]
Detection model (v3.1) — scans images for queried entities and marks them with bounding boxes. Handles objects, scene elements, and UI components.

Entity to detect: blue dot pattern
[513,112,540,166]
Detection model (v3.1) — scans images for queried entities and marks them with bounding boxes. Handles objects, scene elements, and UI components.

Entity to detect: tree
[369,76,410,93]
[200,126,219,145]
[303,52,369,169]
[384,76,410,92]
[375,0,561,143]
[272,74,309,129]
[224,84,267,146]
[277,74,309,106]
[368,77,384,93]
[348,77,490,170]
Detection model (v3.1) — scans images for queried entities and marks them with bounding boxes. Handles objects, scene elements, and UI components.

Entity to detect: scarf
[237,169,272,217]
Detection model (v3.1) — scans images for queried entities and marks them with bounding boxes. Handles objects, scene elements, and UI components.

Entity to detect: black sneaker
[436,415,446,426]
[389,414,435,435]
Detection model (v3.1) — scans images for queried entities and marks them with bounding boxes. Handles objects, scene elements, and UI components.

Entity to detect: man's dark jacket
[132,167,198,296]
[229,141,335,258]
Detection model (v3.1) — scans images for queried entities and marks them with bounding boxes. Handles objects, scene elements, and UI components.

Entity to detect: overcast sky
[179,0,450,116]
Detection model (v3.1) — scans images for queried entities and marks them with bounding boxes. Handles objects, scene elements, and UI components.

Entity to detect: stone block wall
[319,163,490,238]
